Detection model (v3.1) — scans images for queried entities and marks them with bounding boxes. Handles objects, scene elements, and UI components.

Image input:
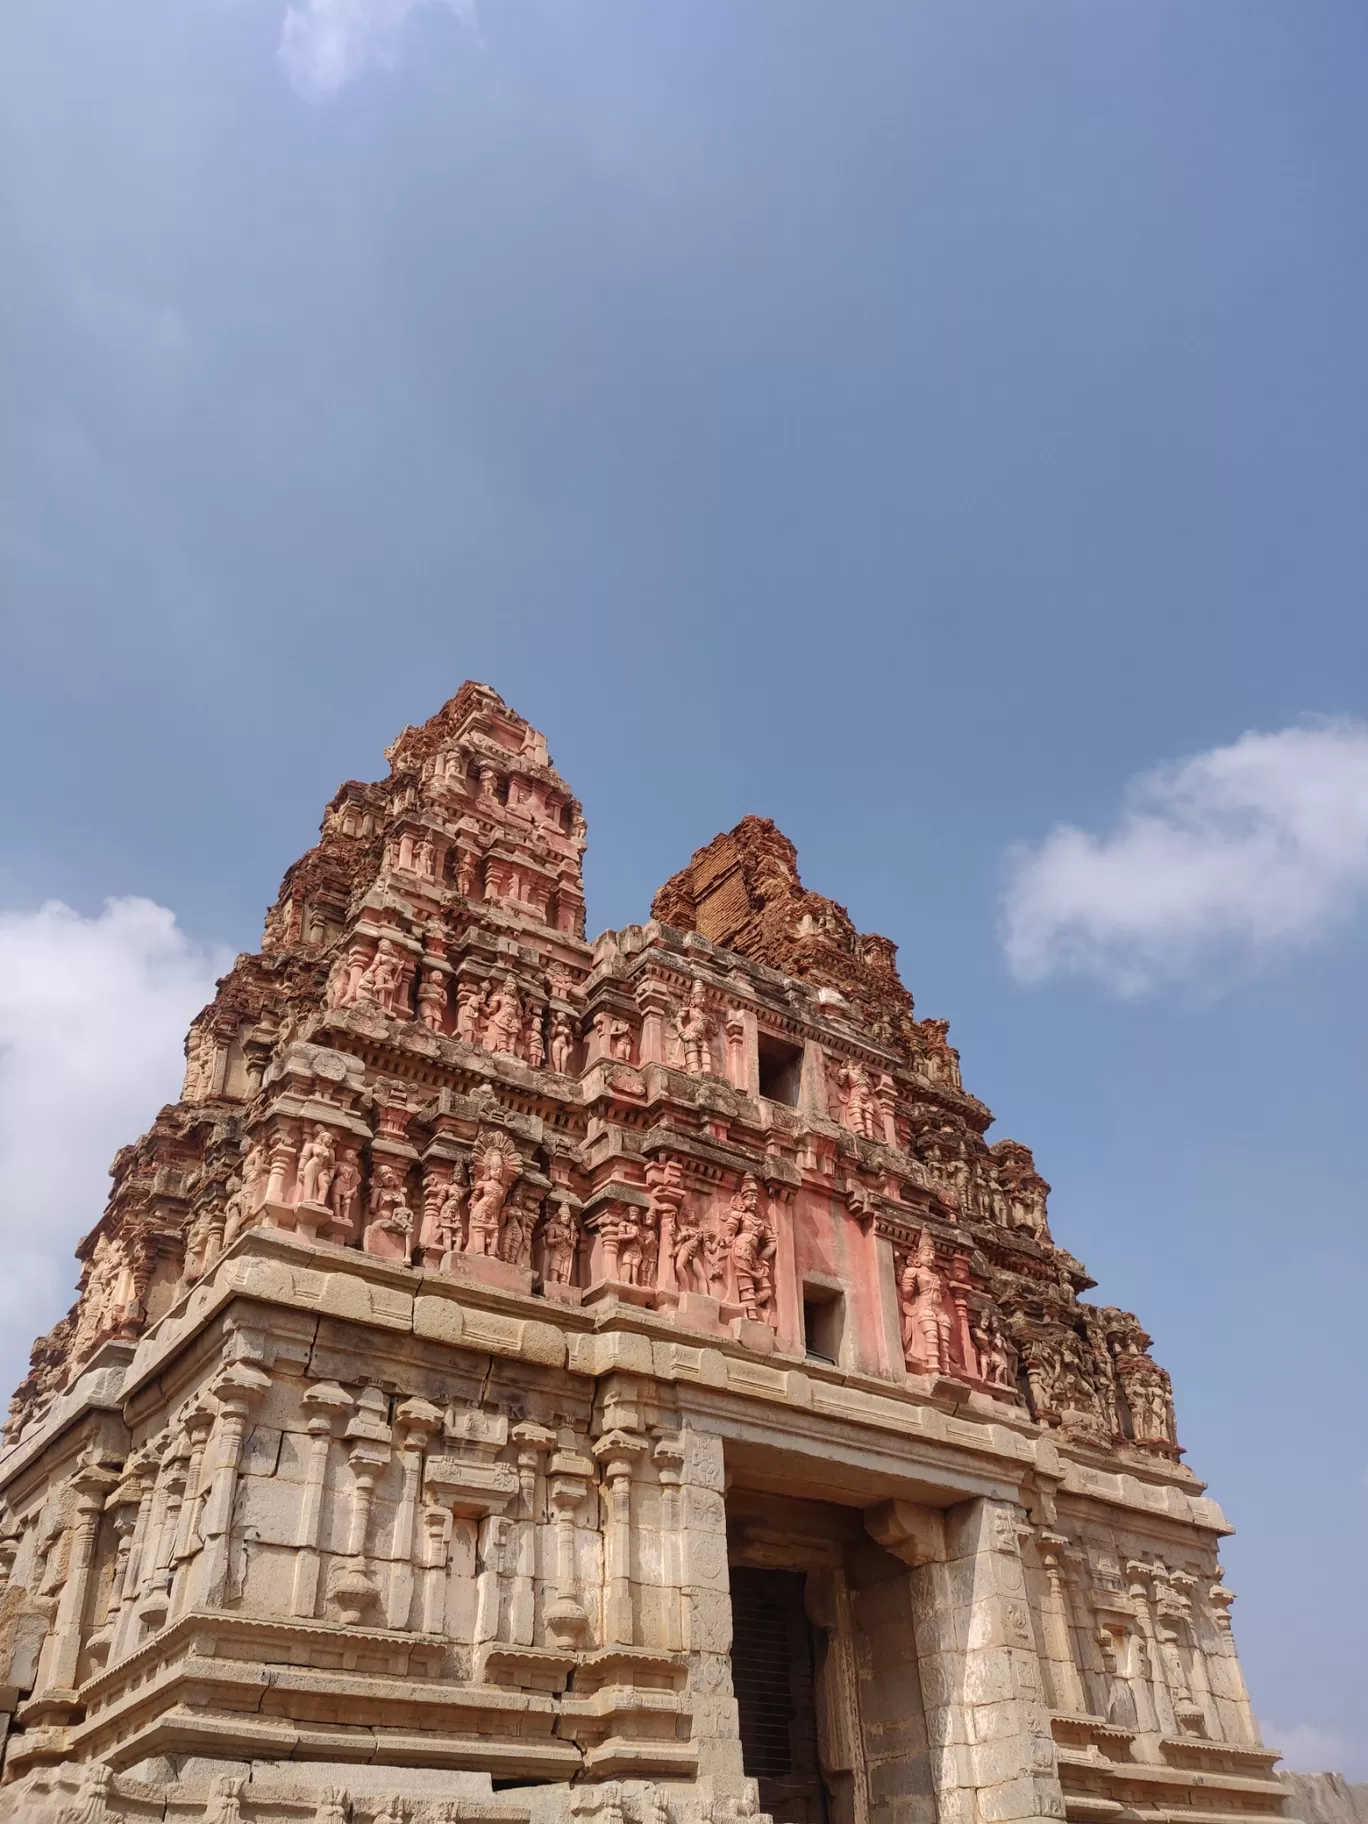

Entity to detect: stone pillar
[807,1564,872,1824]
[593,1429,649,1647]
[653,1434,686,1652]
[873,1233,909,1382]
[868,1496,1065,1824]
[635,980,676,1067]
[724,1009,749,1091]
[85,1490,140,1669]
[29,1452,119,1714]
[197,1362,272,1609]
[510,1422,554,1647]
[289,1381,354,1619]
[169,1402,216,1621]
[676,1429,744,1782]
[544,1449,594,1648]
[137,1443,190,1632]
[1206,1577,1259,1745]
[387,1398,443,1630]
[1034,1532,1086,1717]
[419,1501,455,1636]
[473,1515,511,1647]
[109,1451,160,1664]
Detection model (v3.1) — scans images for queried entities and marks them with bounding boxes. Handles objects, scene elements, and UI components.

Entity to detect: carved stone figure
[549,1010,574,1074]
[730,1203,776,1323]
[483,975,524,1056]
[330,1147,362,1240]
[540,1202,580,1285]
[900,1231,951,1374]
[457,847,482,898]
[971,1307,1015,1389]
[417,969,447,1033]
[501,1194,537,1268]
[296,1126,337,1207]
[466,1138,519,1257]
[591,1010,633,1062]
[523,1002,546,1068]
[676,980,712,1076]
[221,1174,249,1250]
[837,1060,878,1139]
[455,977,483,1043]
[358,938,404,1014]
[363,1164,413,1259]
[671,1203,707,1295]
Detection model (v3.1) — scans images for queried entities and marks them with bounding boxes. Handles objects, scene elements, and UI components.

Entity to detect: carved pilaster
[593,1429,649,1647]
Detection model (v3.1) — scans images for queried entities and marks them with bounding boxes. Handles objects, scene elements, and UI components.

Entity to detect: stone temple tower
[0,684,1288,1824]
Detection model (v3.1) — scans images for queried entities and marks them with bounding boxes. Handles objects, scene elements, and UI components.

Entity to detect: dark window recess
[729,1567,829,1824]
[803,1288,843,1365]
[757,1034,804,1107]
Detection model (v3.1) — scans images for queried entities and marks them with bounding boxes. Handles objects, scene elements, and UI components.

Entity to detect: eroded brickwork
[0,686,1284,1824]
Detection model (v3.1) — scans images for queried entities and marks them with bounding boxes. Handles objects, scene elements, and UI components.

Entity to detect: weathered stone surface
[0,686,1286,1824]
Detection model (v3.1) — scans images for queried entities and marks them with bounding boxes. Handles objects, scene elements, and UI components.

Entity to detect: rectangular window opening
[802,1286,843,1365]
[758,1033,804,1107]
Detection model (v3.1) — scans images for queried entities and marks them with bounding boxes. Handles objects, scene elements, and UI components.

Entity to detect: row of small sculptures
[1013,1318,1177,1446]
[183,1140,782,1321]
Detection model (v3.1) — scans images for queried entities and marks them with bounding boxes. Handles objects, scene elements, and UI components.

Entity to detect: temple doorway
[724,1483,934,1824]
[729,1565,830,1824]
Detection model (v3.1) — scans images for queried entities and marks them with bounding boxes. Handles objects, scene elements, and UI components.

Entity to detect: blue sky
[3,0,1366,1774]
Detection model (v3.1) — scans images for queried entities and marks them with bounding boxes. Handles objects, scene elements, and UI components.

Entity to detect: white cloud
[1003,720,1368,994]
[279,0,476,98]
[0,899,229,1409]
[1261,1718,1368,1779]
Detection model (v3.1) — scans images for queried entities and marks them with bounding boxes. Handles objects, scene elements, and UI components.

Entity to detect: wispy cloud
[0,899,228,1404]
[279,0,477,98]
[1262,1718,1368,1779]
[1003,720,1368,994]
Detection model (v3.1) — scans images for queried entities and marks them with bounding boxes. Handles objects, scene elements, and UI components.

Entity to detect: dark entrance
[728,1566,830,1824]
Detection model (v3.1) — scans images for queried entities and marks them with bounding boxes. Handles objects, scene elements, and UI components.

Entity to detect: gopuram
[0,685,1286,1824]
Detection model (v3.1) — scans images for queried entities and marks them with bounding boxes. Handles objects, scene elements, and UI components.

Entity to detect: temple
[0,684,1286,1824]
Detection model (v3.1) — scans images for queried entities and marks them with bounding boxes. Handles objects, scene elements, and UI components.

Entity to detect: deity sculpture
[837,1061,878,1139]
[599,1207,650,1286]
[483,975,524,1056]
[296,1126,337,1207]
[730,1202,777,1323]
[358,938,404,1014]
[523,1003,546,1068]
[707,1176,759,1301]
[540,1202,580,1286]
[331,940,371,1008]
[900,1231,952,1374]
[220,1174,249,1250]
[242,1139,269,1214]
[477,764,500,810]
[466,1138,519,1257]
[676,979,712,1076]
[549,1010,574,1074]
[971,1307,1015,1389]
[671,1206,707,1295]
[363,1164,413,1258]
[499,1194,537,1269]
[414,834,435,878]
[329,1147,362,1240]
[417,969,447,1033]
[457,847,481,898]
[455,978,483,1044]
